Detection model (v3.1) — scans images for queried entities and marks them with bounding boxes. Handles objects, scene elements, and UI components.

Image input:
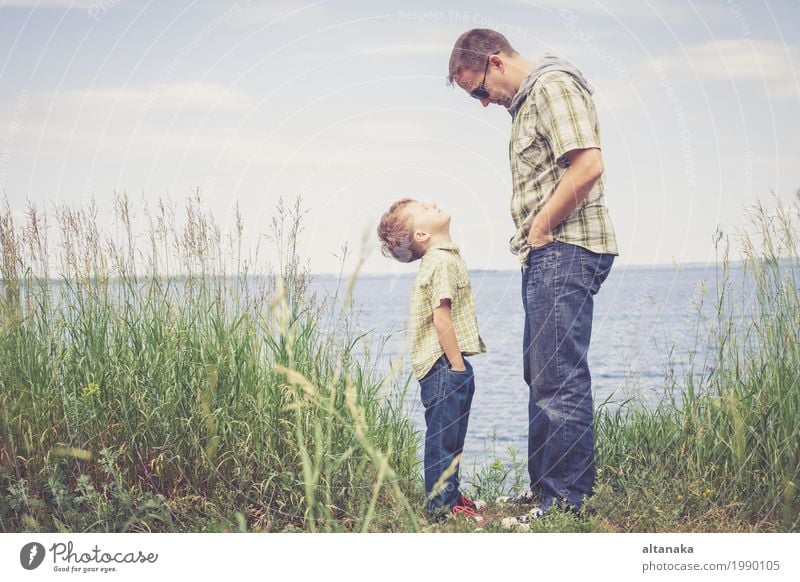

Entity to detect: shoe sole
[501,508,544,530]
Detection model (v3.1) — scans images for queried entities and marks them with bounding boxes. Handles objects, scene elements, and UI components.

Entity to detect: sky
[0,0,798,275]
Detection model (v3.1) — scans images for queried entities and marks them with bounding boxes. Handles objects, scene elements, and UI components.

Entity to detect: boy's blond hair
[377,198,424,263]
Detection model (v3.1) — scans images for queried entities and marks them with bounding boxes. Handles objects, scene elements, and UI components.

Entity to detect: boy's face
[405,200,451,244]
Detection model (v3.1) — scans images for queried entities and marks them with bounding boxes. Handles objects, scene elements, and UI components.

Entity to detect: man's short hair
[377,198,423,263]
[447,28,518,85]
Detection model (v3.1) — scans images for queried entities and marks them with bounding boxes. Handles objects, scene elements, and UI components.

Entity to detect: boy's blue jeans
[419,354,475,516]
[521,240,614,511]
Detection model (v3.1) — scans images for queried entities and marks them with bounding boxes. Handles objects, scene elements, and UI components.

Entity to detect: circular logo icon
[20,542,46,570]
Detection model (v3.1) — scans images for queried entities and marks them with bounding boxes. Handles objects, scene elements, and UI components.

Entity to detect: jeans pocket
[527,241,560,294]
[447,356,472,374]
[530,239,559,253]
[446,365,473,395]
[420,378,439,407]
[580,250,614,295]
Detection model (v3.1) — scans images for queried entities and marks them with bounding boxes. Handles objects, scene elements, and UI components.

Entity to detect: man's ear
[489,54,505,73]
[414,230,431,244]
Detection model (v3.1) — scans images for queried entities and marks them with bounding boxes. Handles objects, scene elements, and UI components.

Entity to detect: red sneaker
[459,494,487,511]
[451,504,487,528]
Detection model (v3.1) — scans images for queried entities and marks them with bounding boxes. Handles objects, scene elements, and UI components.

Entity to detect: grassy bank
[1,193,798,532]
[589,194,799,532]
[461,193,799,533]
[0,194,421,532]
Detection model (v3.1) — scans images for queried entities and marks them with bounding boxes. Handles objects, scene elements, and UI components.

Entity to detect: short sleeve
[535,72,600,164]
[428,259,459,312]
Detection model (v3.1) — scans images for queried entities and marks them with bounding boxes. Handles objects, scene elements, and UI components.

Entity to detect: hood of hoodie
[507,53,593,119]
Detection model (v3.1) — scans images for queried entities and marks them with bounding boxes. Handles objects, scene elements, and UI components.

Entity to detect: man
[448,29,618,522]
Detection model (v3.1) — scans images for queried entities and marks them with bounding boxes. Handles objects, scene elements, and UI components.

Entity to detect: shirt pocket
[511,133,548,169]
[455,275,471,304]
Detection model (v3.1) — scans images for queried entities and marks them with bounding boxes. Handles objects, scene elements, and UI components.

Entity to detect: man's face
[455,55,515,109]
[405,200,451,241]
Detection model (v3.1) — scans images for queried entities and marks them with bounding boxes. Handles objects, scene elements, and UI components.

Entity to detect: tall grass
[0,193,421,532]
[594,192,800,532]
[3,190,797,534]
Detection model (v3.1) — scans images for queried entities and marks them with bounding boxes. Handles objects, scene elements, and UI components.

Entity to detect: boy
[377,198,487,525]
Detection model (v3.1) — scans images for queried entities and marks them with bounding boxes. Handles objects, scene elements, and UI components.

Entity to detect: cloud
[498,0,697,20]
[648,39,800,99]
[349,44,451,57]
[1,0,96,6]
[345,119,434,138]
[7,82,260,160]
[4,80,459,172]
[230,0,324,27]
[58,82,256,112]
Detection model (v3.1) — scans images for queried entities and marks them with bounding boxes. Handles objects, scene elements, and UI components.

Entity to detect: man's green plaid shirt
[409,242,486,380]
[509,70,619,264]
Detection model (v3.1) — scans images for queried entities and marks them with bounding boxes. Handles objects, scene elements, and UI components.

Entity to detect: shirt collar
[426,241,460,254]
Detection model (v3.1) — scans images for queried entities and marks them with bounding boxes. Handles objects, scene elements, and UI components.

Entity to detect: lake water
[310,262,758,469]
[26,260,759,471]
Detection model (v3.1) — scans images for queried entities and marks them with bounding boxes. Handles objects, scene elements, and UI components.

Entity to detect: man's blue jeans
[521,240,614,511]
[419,354,475,516]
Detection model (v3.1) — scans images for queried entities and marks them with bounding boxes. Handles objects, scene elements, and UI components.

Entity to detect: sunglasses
[470,53,498,100]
